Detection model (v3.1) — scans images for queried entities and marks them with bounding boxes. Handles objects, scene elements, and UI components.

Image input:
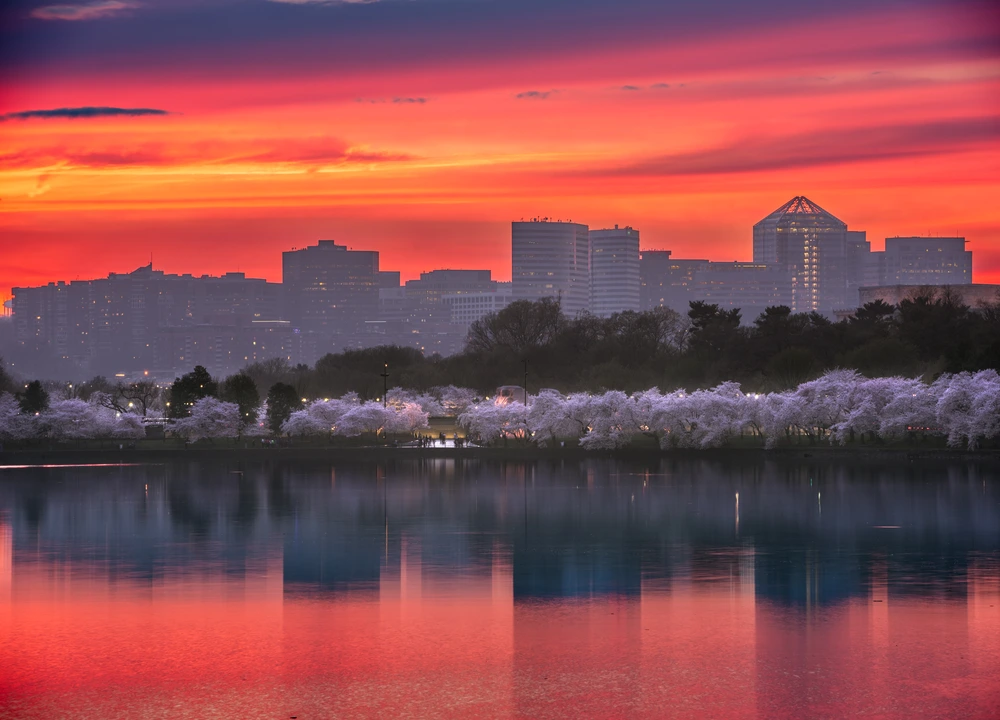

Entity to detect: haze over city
[1,0,999,300]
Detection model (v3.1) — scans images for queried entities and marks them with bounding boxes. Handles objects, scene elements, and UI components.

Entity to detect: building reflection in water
[0,458,998,717]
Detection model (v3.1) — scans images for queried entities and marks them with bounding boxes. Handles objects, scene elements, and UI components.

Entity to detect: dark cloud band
[0,106,169,121]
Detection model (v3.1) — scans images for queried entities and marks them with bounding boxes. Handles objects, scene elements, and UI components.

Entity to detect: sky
[1,0,998,299]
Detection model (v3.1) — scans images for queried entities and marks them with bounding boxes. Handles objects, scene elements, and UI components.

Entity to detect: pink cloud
[31,1,137,22]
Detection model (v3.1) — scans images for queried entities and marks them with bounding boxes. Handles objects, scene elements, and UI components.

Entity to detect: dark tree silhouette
[167,366,218,418]
[221,373,261,428]
[466,297,564,354]
[18,380,49,414]
[266,382,302,435]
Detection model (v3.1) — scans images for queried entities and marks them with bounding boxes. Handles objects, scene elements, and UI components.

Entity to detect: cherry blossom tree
[171,397,241,442]
[579,391,639,449]
[434,386,479,415]
[0,392,35,441]
[936,370,1000,448]
[458,400,529,444]
[336,402,394,436]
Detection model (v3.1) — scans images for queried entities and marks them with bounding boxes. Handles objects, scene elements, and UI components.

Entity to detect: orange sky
[1,0,998,297]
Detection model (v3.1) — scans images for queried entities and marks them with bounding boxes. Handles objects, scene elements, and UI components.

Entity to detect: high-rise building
[590,226,640,317]
[511,220,590,316]
[845,230,881,309]
[880,237,972,285]
[753,196,848,314]
[639,250,710,314]
[689,262,793,318]
[282,240,380,338]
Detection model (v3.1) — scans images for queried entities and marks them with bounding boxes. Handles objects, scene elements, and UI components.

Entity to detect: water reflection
[0,458,998,718]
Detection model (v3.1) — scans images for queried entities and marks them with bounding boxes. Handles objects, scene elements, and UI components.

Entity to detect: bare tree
[98,380,162,417]
[466,298,565,354]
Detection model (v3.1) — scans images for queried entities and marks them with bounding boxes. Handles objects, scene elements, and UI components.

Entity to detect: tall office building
[590,226,640,317]
[845,230,880,308]
[282,240,380,337]
[880,237,972,285]
[511,220,590,316]
[639,250,711,313]
[753,196,848,313]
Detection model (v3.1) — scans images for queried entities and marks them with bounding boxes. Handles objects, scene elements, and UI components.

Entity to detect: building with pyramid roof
[753,196,848,314]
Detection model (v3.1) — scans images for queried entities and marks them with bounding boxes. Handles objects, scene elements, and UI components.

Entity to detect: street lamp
[522,359,528,406]
[380,363,389,409]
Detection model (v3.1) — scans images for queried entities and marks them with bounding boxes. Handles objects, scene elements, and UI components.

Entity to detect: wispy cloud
[515,90,555,100]
[0,107,169,121]
[31,1,137,21]
[584,117,1000,178]
[354,97,429,104]
[617,83,672,91]
[0,136,415,170]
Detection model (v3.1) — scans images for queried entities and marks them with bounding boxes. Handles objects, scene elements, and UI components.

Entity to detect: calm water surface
[1,457,998,719]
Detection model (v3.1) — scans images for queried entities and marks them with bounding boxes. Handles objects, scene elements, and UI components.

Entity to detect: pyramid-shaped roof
[757,196,844,226]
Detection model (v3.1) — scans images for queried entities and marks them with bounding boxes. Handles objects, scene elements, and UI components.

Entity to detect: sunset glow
[1,0,998,295]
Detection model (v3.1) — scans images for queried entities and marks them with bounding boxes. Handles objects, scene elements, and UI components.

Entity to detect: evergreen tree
[266,382,302,435]
[167,366,218,419]
[0,357,15,396]
[221,372,261,429]
[18,380,49,414]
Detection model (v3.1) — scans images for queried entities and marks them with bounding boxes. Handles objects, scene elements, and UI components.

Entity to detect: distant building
[404,270,497,323]
[753,196,848,314]
[282,240,380,340]
[858,284,999,308]
[844,230,879,309]
[377,270,401,290]
[443,285,513,327]
[512,219,590,316]
[690,262,793,318]
[639,250,710,314]
[880,237,972,285]
[590,226,640,317]
[11,265,282,375]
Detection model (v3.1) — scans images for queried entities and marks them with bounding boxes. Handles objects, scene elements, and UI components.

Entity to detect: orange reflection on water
[1,544,999,718]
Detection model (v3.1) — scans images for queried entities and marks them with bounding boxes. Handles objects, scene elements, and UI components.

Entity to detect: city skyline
[1,0,998,297]
[8,196,987,380]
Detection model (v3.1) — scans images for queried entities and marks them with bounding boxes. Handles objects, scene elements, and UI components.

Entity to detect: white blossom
[171,397,241,441]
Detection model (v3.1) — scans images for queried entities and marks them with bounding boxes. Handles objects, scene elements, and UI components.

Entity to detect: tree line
[245,292,1000,395]
[1,290,998,438]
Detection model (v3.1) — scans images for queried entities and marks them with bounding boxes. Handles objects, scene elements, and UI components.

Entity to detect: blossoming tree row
[457,370,1000,450]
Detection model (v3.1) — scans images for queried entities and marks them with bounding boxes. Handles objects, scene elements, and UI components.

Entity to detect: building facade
[753,196,848,314]
[689,262,794,318]
[879,237,972,286]
[11,265,282,376]
[590,226,640,317]
[639,251,711,314]
[511,220,590,316]
[442,286,513,327]
[282,240,380,339]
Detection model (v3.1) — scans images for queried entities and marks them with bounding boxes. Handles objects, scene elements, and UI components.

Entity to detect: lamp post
[522,359,528,406]
[380,363,389,409]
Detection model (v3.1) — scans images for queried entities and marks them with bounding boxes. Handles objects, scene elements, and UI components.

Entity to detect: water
[1,457,998,719]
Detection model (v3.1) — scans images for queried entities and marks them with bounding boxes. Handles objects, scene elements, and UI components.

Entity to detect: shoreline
[2,444,999,466]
